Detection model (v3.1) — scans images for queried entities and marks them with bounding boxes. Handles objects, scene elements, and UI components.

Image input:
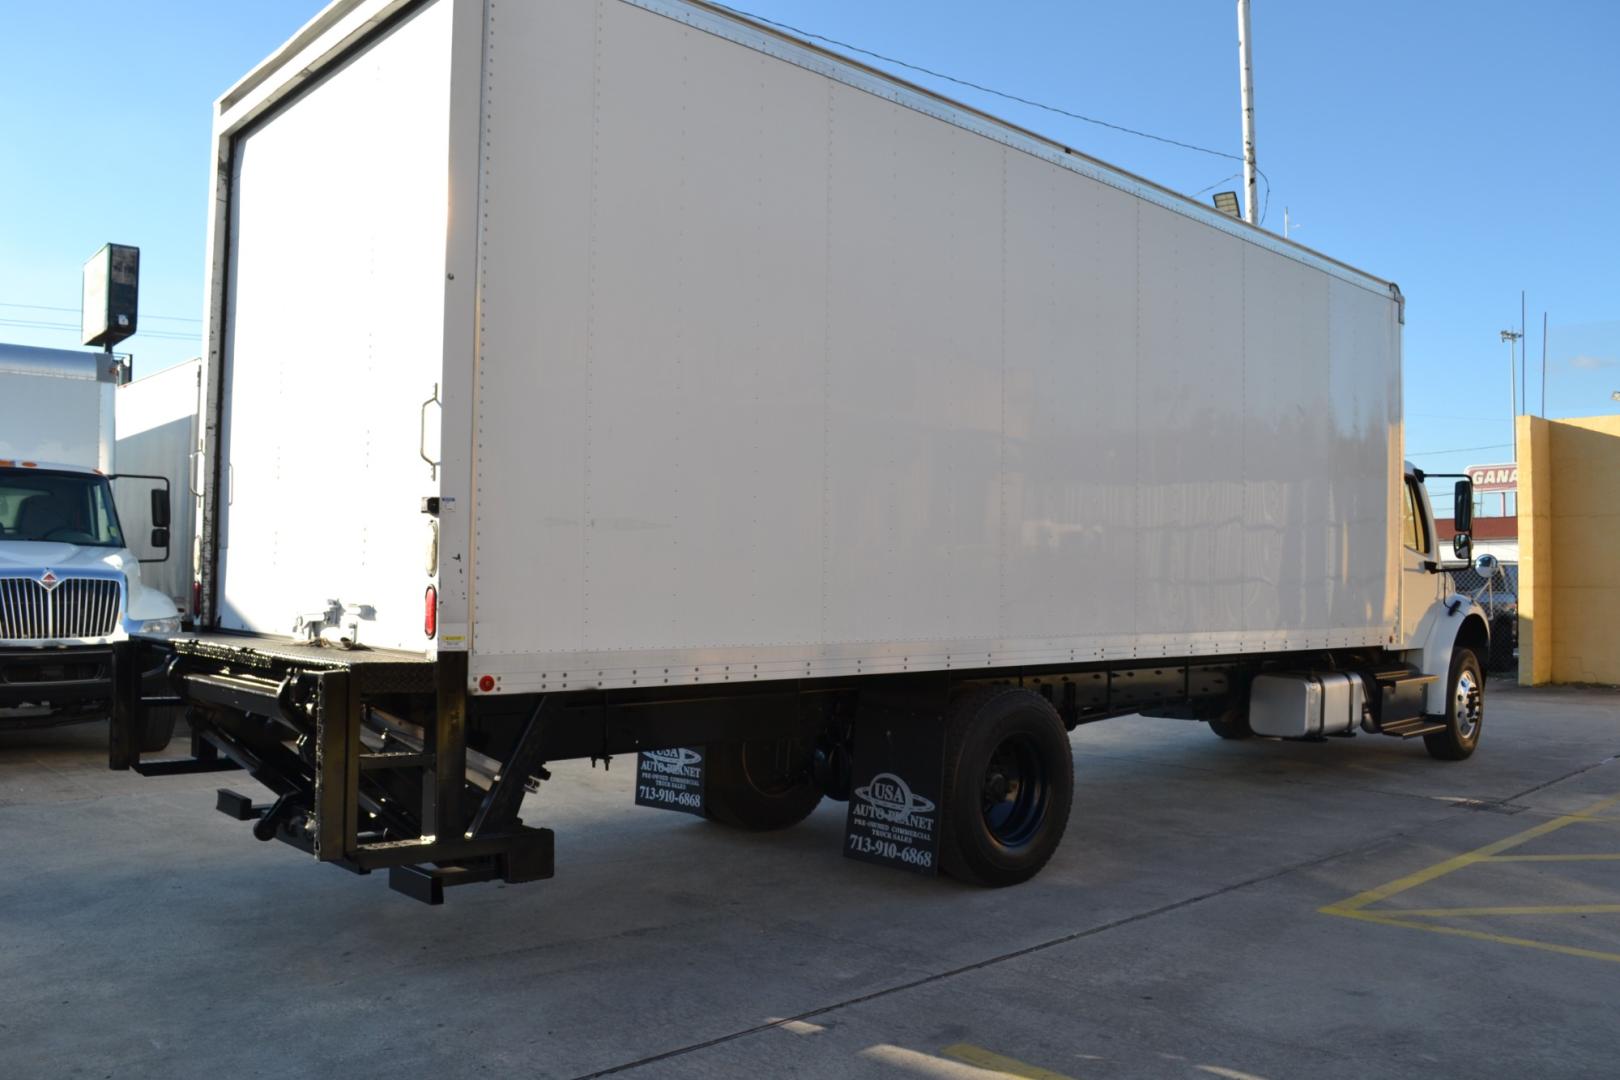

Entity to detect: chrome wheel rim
[1454,669,1482,738]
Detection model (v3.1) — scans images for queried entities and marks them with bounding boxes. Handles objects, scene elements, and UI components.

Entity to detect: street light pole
[1237,0,1259,225]
[1502,328,1523,465]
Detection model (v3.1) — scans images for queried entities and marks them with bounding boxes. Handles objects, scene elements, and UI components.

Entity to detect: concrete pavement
[1,683,1617,1078]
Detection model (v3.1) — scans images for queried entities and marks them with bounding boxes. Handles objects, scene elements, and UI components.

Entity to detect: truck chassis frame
[110,632,1458,903]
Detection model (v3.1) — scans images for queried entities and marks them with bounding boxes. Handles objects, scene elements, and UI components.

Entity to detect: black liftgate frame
[111,635,835,905]
[110,635,554,905]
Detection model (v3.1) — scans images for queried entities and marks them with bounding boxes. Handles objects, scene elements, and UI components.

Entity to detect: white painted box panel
[0,345,114,471]
[467,0,1401,689]
[116,359,201,614]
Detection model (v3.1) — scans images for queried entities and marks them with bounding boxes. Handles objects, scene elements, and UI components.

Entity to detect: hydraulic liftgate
[110,635,554,904]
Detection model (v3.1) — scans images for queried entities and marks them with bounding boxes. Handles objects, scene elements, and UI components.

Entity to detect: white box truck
[115,358,203,621]
[1,343,182,749]
[115,0,1492,903]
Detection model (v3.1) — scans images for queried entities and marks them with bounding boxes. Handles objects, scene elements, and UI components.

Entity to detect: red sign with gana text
[1467,463,1517,492]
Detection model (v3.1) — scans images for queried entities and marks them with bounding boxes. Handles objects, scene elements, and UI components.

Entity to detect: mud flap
[635,747,706,816]
[844,705,945,876]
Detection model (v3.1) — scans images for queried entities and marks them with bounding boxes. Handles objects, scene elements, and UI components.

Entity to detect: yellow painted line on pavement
[1195,1067,1274,1080]
[1489,853,1620,862]
[1320,792,1620,963]
[1320,792,1620,916]
[942,1043,1079,1080]
[1390,903,1620,917]
[1330,907,1620,965]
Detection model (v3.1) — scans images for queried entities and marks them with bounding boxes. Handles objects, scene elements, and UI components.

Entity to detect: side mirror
[151,527,170,550]
[150,487,171,529]
[1451,479,1473,562]
[1474,553,1500,577]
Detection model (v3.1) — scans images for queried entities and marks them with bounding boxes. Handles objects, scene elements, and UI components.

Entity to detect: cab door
[1398,474,1444,648]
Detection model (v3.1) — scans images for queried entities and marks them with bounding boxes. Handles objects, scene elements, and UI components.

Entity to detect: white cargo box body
[202,0,1403,692]
[116,359,202,615]
[0,344,120,472]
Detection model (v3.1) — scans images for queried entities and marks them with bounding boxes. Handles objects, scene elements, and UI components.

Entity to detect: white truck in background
[114,0,1492,904]
[0,343,182,750]
[115,357,203,622]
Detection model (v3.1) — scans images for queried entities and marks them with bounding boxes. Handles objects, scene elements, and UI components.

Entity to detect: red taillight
[191,580,203,618]
[424,585,438,638]
[478,675,496,693]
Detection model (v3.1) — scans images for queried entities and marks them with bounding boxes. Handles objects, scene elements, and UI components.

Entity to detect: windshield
[0,468,126,547]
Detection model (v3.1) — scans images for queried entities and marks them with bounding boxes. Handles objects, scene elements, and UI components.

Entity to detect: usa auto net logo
[853,772,935,823]
[643,747,702,776]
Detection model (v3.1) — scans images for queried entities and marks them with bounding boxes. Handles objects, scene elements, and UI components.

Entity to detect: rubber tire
[939,686,1074,887]
[703,738,823,830]
[1206,701,1253,740]
[139,707,180,754]
[1424,649,1484,762]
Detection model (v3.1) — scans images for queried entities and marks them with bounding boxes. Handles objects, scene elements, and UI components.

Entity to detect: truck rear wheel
[1424,649,1484,761]
[703,738,823,830]
[939,687,1073,887]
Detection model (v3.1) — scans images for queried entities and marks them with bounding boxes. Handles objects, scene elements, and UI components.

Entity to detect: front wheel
[939,686,1074,887]
[1424,649,1484,761]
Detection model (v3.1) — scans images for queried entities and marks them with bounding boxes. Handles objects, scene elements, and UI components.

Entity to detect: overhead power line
[0,316,200,343]
[711,2,1272,223]
[1407,442,1514,457]
[0,301,201,325]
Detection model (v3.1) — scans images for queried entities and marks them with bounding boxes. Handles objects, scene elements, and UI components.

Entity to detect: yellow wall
[1517,414,1620,685]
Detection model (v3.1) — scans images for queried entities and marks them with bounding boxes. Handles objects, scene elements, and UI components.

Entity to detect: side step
[1370,668,1442,737]
[1379,717,1447,739]
[1370,668,1440,688]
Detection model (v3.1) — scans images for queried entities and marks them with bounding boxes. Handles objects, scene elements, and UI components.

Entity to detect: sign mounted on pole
[1467,464,1517,492]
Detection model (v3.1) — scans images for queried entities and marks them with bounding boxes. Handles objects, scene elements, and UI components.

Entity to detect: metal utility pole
[1237,0,1259,225]
[1521,291,1527,422]
[1502,328,1523,463]
[1541,312,1548,416]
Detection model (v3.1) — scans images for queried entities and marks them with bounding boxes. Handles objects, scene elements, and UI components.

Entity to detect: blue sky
[3,0,1616,484]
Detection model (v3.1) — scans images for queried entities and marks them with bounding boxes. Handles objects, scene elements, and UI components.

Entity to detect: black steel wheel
[940,686,1074,887]
[1424,648,1484,762]
[703,737,823,830]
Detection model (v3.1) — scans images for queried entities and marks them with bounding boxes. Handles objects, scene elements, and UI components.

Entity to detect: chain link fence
[1449,562,1519,676]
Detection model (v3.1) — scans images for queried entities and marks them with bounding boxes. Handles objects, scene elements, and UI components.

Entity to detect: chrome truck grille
[0,577,122,640]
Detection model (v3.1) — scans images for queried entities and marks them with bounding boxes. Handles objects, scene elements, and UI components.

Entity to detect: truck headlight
[137,617,183,635]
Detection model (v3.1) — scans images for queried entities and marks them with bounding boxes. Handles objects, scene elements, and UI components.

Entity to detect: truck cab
[1391,463,1492,754]
[0,345,181,748]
